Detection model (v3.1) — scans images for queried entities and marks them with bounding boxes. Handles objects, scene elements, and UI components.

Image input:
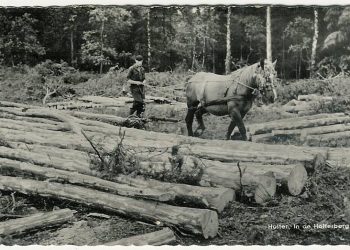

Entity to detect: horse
[185,59,278,141]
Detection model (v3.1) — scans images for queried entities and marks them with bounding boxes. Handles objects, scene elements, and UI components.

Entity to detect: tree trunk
[104,228,176,246]
[248,113,350,135]
[147,8,151,72]
[225,6,231,75]
[0,209,74,236]
[100,20,105,74]
[0,176,219,238]
[191,36,197,71]
[310,8,318,78]
[0,158,177,202]
[114,175,235,213]
[212,43,215,73]
[70,30,74,66]
[266,6,272,62]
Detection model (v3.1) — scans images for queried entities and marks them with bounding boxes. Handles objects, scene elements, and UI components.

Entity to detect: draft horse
[185,59,278,141]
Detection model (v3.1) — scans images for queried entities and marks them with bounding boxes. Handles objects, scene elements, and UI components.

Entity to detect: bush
[276,76,350,104]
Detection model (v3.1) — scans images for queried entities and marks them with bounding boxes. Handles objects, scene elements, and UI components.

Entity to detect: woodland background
[1,6,350,79]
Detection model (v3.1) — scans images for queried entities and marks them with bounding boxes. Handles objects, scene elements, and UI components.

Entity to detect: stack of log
[247,112,350,147]
[47,95,175,110]
[0,101,343,242]
[282,94,333,115]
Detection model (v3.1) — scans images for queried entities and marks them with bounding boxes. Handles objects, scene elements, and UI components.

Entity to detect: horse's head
[255,59,278,104]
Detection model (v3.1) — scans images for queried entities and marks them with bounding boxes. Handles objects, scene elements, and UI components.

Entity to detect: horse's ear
[272,59,277,68]
[259,59,265,70]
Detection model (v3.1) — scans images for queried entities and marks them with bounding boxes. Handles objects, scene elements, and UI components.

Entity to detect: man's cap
[135,55,143,61]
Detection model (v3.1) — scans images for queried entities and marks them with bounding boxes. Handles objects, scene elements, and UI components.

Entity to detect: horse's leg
[194,107,207,136]
[185,105,196,137]
[226,120,236,140]
[229,108,248,141]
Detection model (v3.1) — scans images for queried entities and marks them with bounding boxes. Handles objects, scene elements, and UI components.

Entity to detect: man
[125,55,146,117]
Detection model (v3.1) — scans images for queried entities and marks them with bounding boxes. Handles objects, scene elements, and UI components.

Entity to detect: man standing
[126,55,146,117]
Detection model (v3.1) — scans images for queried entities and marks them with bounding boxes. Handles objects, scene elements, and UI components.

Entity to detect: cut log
[114,175,235,213]
[105,228,176,246]
[0,146,93,175]
[47,101,103,110]
[0,158,176,202]
[286,164,308,196]
[297,94,333,102]
[248,113,348,135]
[254,171,276,204]
[300,124,350,141]
[0,176,219,238]
[0,209,74,236]
[305,131,350,147]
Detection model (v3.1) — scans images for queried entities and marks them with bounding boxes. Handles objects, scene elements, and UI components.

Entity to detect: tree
[81,7,132,73]
[65,14,78,67]
[266,6,272,63]
[0,13,45,66]
[284,17,313,79]
[225,6,232,74]
[320,7,350,76]
[239,15,265,64]
[310,8,319,78]
[147,8,151,71]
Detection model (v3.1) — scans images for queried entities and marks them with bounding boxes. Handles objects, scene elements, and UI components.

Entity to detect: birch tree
[225,6,232,75]
[147,8,151,71]
[310,8,318,78]
[266,6,272,62]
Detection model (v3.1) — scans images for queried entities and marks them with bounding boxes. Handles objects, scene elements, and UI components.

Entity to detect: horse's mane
[229,63,259,84]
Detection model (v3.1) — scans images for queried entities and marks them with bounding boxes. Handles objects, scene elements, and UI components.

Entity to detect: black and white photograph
[0,1,349,246]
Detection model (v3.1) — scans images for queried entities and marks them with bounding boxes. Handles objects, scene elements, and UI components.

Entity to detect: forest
[0,5,350,79]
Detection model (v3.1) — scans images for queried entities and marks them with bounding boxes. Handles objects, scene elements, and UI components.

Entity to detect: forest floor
[0,68,350,245]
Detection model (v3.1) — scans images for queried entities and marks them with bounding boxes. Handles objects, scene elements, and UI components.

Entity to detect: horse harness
[196,77,263,108]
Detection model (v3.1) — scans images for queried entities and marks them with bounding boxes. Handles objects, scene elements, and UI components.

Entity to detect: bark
[300,124,350,141]
[0,209,74,236]
[114,175,235,213]
[100,20,104,74]
[47,101,103,110]
[0,158,176,202]
[305,131,350,147]
[70,30,74,66]
[225,6,231,75]
[0,176,219,238]
[310,8,318,78]
[297,94,332,102]
[0,146,93,174]
[249,115,350,135]
[147,8,151,71]
[266,6,272,62]
[105,228,176,246]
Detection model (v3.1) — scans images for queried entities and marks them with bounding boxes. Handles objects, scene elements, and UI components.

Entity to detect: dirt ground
[0,69,350,245]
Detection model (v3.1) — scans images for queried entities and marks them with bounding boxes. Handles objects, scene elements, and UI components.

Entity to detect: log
[47,101,103,110]
[0,209,74,236]
[0,106,329,159]
[254,171,276,204]
[0,156,234,211]
[297,94,333,102]
[105,228,176,246]
[248,114,350,135]
[300,124,350,140]
[0,146,93,175]
[0,176,219,238]
[114,175,235,213]
[305,131,350,147]
[0,158,176,202]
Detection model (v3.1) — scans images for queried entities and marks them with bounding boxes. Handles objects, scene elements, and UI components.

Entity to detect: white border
[1,0,350,6]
